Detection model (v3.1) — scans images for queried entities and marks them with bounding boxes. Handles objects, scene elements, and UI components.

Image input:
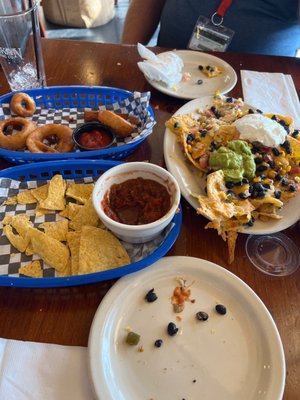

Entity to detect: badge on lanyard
[188,0,235,52]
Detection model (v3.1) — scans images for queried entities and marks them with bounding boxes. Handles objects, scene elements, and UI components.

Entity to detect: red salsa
[78,129,112,149]
[102,178,171,225]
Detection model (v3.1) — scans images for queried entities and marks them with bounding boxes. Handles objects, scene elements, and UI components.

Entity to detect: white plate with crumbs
[88,256,285,400]
[145,50,237,99]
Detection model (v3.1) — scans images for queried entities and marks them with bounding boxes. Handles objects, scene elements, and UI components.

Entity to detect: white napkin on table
[0,338,95,400]
[241,70,300,128]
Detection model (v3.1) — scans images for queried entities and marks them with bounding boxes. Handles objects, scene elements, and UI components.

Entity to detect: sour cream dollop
[233,114,287,147]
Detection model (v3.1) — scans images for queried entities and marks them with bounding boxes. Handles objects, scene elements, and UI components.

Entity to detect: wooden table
[0,39,299,399]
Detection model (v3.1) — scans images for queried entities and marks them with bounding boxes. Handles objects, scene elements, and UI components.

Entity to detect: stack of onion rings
[10,93,36,117]
[26,124,74,153]
[0,117,37,150]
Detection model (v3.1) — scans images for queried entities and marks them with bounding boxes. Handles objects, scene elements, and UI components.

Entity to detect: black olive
[154,339,163,348]
[198,65,203,70]
[263,183,271,189]
[226,97,233,103]
[289,185,296,192]
[281,178,289,186]
[196,311,209,321]
[145,288,158,303]
[215,304,227,315]
[256,109,263,114]
[167,322,178,336]
[271,115,278,121]
[251,190,259,199]
[248,109,255,114]
[200,129,207,137]
[256,191,266,198]
[242,177,249,184]
[174,122,180,128]
[197,79,203,85]
[275,174,282,181]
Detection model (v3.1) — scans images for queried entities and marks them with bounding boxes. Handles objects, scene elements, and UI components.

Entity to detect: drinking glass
[0,0,46,91]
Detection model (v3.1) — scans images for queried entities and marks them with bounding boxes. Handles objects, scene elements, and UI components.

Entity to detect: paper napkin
[241,70,300,128]
[0,338,95,400]
[137,43,184,87]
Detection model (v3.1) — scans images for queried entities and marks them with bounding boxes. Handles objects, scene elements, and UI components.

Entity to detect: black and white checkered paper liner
[0,177,174,278]
[0,91,155,148]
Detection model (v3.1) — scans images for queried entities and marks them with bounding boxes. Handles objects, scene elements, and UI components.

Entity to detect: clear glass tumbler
[0,0,46,91]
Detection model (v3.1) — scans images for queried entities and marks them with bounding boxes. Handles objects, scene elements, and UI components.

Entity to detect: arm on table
[121,0,166,45]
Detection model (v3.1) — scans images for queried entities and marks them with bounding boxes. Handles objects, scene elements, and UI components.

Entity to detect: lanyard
[211,0,233,26]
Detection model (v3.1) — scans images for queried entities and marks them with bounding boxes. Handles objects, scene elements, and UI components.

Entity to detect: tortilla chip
[1,196,18,205]
[227,230,238,264]
[66,231,81,275]
[3,225,30,253]
[39,175,66,211]
[30,184,49,202]
[59,202,83,219]
[66,183,94,204]
[69,196,99,231]
[78,226,130,275]
[35,205,49,217]
[38,219,69,241]
[28,227,70,272]
[56,261,71,277]
[19,260,43,278]
[17,190,37,204]
[25,241,34,256]
[2,213,32,237]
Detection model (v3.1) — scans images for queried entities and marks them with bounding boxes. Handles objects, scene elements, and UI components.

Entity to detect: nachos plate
[163,96,300,235]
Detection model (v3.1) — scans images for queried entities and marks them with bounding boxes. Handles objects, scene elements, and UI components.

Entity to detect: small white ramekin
[92,162,180,243]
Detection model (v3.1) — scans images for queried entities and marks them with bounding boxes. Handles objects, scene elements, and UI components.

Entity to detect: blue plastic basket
[0,160,182,288]
[0,86,155,164]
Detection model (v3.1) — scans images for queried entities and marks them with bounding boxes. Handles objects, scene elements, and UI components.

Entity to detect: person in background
[122,0,300,57]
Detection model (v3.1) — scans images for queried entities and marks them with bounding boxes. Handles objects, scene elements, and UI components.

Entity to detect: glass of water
[0,0,46,91]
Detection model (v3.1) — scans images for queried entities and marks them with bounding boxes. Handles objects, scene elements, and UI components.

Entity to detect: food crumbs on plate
[117,62,121,66]
[171,277,194,313]
[154,105,159,110]
[154,339,163,348]
[182,72,191,82]
[176,315,182,321]
[137,346,144,352]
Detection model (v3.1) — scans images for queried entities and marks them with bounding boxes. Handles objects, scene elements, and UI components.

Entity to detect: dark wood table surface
[0,39,299,399]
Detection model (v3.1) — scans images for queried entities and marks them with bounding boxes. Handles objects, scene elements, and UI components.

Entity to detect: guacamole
[209,140,256,182]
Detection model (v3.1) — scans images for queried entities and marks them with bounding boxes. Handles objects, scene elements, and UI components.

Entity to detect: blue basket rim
[0,85,155,161]
[0,159,182,288]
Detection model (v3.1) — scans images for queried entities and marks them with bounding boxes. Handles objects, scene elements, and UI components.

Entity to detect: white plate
[88,256,285,400]
[163,97,300,234]
[145,50,237,99]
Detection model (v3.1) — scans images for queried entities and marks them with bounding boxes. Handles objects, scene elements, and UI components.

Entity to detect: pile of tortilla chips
[1,174,130,278]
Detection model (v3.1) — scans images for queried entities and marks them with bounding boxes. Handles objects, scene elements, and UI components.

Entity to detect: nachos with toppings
[166,93,300,263]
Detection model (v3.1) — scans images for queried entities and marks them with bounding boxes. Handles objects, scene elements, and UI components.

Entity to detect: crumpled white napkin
[137,43,184,87]
[241,70,300,128]
[0,338,95,400]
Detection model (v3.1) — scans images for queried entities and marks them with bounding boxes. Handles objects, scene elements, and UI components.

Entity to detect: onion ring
[10,92,36,117]
[26,124,74,153]
[0,117,37,150]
